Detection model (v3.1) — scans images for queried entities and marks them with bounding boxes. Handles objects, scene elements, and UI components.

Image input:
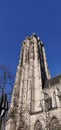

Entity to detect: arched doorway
[34,120,42,130]
[49,117,61,130]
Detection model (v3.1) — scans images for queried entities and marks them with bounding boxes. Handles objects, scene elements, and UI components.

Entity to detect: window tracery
[34,120,42,130]
[49,117,60,130]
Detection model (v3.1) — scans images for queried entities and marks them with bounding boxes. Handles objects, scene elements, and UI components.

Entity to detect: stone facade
[6,34,61,130]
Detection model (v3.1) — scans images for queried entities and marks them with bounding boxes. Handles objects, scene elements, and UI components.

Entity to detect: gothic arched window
[53,91,57,108]
[49,117,61,130]
[34,120,42,130]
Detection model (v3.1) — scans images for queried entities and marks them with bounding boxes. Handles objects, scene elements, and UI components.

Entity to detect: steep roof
[44,74,61,88]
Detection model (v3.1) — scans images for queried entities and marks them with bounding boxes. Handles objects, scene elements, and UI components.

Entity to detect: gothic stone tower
[6,34,61,130]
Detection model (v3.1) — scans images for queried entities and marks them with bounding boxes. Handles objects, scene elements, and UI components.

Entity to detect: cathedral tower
[6,34,51,130]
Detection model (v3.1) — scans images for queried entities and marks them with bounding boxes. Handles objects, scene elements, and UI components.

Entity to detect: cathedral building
[6,34,61,130]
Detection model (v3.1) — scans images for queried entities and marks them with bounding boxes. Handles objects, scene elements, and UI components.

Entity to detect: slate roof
[44,74,61,88]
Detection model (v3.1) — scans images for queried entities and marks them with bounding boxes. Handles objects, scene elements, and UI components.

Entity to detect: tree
[0,65,14,130]
[0,65,14,104]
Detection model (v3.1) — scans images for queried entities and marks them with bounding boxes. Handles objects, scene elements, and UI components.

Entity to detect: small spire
[37,37,40,41]
[41,41,44,46]
[32,33,38,40]
[33,33,36,36]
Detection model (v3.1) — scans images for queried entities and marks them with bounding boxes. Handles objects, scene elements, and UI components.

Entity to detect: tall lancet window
[53,91,57,108]
[49,117,61,130]
[34,120,42,130]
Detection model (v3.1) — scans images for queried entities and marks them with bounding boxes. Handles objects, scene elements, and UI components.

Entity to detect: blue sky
[0,0,61,78]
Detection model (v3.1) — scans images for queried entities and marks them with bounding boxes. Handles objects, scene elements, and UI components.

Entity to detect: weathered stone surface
[6,34,61,130]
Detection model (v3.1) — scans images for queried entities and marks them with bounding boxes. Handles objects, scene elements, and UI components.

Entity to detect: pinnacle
[23,33,44,47]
